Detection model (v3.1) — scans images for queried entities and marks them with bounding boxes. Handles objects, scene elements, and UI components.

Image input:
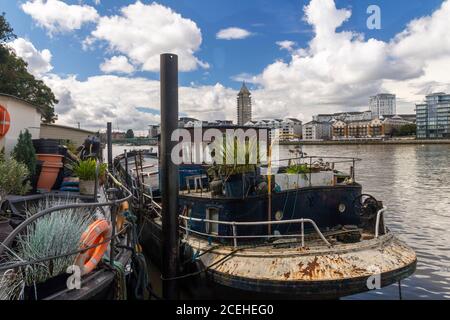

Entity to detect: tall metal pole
[107,122,113,172]
[106,121,115,268]
[160,53,179,299]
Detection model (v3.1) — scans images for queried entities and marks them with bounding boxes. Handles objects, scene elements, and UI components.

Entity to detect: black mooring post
[106,122,116,268]
[107,122,113,172]
[160,53,180,300]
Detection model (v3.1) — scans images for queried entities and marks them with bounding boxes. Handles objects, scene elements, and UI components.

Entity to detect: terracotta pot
[79,180,96,196]
[37,154,64,163]
[37,162,63,192]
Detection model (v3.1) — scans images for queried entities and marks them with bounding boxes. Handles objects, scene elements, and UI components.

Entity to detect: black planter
[58,145,68,157]
[210,179,223,197]
[32,139,60,154]
[24,273,70,300]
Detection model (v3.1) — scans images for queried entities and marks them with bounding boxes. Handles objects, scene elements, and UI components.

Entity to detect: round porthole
[275,210,283,221]
[338,203,346,213]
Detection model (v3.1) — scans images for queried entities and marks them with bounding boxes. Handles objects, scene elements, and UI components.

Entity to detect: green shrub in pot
[12,129,37,177]
[0,158,31,208]
[208,134,258,180]
[73,159,97,195]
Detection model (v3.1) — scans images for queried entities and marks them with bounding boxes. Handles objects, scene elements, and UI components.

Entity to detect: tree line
[0,13,57,123]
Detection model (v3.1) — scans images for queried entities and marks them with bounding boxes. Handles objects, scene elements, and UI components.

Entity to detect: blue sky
[1,0,443,88]
[1,0,450,130]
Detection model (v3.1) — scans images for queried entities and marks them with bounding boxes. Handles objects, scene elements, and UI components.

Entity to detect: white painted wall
[0,95,41,155]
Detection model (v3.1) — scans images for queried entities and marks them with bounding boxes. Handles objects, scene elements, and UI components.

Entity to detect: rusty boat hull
[142,217,416,299]
[188,232,416,299]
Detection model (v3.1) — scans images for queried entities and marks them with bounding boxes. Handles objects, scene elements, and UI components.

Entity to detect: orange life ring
[75,219,112,275]
[0,105,11,137]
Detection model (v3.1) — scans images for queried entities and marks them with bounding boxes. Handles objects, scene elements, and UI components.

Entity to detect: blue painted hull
[180,185,362,242]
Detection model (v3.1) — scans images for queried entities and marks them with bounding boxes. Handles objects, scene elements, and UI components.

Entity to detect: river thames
[112,143,450,300]
[298,144,450,300]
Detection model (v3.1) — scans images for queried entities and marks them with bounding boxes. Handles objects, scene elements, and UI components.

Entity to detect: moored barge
[113,149,417,299]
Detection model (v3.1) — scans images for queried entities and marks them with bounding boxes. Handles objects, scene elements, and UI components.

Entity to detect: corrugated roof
[41,123,96,134]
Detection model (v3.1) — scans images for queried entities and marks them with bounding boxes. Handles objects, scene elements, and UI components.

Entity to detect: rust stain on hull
[189,233,416,283]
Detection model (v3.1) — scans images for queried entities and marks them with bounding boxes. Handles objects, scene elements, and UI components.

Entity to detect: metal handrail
[143,193,162,210]
[269,155,362,163]
[0,172,132,256]
[179,215,331,248]
[113,163,161,212]
[375,206,387,238]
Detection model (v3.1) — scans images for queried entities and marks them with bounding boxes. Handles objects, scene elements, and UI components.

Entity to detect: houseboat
[113,146,417,299]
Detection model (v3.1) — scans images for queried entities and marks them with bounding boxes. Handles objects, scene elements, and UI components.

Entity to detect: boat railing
[0,171,133,270]
[179,215,331,248]
[270,155,362,163]
[268,155,362,182]
[375,206,387,238]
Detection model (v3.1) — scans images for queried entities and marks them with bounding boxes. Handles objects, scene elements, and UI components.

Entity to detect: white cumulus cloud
[21,0,99,34]
[216,27,252,40]
[88,1,208,72]
[247,0,450,119]
[276,40,296,52]
[34,0,450,129]
[100,56,135,74]
[8,38,53,76]
[42,74,236,130]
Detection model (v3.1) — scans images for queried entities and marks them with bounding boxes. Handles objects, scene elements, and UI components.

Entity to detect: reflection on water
[298,144,450,300]
[112,144,450,300]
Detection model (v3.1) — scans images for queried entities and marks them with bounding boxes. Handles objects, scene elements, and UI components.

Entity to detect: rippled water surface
[298,144,450,300]
[112,144,450,300]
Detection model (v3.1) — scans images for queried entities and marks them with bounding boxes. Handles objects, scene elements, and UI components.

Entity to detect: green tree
[393,123,416,137]
[12,129,36,176]
[0,13,58,123]
[125,129,134,139]
[0,12,15,42]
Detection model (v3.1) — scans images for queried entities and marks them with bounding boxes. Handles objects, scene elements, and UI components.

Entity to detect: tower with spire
[237,82,252,125]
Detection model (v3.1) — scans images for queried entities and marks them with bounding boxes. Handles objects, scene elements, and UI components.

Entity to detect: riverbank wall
[279,139,450,145]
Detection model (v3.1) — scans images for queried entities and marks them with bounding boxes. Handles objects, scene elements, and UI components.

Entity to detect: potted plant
[12,129,40,190]
[73,159,97,196]
[208,135,258,197]
[276,161,334,190]
[0,199,93,299]
[0,158,31,242]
